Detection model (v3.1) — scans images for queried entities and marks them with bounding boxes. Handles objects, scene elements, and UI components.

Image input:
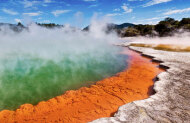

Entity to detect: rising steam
[0,21,127,110]
[125,30,190,46]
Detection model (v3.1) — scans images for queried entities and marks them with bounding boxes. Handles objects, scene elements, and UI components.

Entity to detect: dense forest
[36,23,63,28]
[119,17,190,37]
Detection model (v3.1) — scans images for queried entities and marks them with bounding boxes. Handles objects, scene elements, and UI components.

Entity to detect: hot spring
[0,23,128,110]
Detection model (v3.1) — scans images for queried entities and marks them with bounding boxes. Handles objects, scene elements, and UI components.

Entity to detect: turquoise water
[0,48,128,110]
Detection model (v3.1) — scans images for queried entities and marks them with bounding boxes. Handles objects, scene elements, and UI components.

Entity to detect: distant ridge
[0,22,135,33]
[113,23,135,29]
[83,23,135,31]
[0,22,25,32]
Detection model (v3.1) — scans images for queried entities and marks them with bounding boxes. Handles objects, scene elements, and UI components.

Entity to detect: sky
[0,0,190,28]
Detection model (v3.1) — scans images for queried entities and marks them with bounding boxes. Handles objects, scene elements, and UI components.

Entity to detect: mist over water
[125,31,190,46]
[0,21,128,110]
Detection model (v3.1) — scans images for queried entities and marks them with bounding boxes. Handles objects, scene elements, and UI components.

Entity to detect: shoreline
[92,46,190,123]
[0,48,163,123]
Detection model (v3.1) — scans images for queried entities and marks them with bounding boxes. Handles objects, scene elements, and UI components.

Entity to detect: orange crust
[0,48,163,123]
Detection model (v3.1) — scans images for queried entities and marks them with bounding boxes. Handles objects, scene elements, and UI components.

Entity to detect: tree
[17,22,24,27]
[179,18,190,26]
[155,21,172,36]
[122,27,140,37]
[164,17,176,25]
[134,25,154,36]
[36,23,63,28]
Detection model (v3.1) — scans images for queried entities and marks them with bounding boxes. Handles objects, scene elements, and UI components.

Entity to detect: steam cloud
[125,30,190,46]
[0,20,128,110]
[0,22,118,59]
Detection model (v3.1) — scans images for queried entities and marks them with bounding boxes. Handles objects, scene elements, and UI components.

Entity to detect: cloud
[108,3,132,17]
[164,7,190,15]
[21,0,40,8]
[21,0,52,8]
[106,13,122,17]
[74,11,84,26]
[0,17,4,20]
[74,11,83,18]
[121,3,133,13]
[42,20,51,23]
[38,17,42,20]
[89,4,98,8]
[137,16,167,24]
[15,18,22,23]
[83,0,96,1]
[44,0,52,3]
[144,17,161,21]
[113,8,120,12]
[143,16,167,21]
[42,4,48,7]
[51,10,71,17]
[23,11,42,16]
[128,0,144,1]
[2,8,18,15]
[134,20,159,25]
[143,0,172,7]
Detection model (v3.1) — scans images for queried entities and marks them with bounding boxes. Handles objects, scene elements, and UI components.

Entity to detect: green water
[0,51,128,110]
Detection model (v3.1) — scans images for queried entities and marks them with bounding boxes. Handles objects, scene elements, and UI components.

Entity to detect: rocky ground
[91,46,190,123]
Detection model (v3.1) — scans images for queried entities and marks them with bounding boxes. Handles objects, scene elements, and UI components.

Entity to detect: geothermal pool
[0,23,129,111]
[0,47,163,123]
[0,47,128,110]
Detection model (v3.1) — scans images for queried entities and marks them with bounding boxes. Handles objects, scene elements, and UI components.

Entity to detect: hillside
[120,17,190,37]
[83,23,135,32]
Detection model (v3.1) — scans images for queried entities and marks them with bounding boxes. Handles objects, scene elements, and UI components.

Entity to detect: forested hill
[83,23,135,31]
[83,18,190,37]
[119,18,190,37]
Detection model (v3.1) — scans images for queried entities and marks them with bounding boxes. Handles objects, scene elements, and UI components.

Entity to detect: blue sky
[0,0,190,28]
